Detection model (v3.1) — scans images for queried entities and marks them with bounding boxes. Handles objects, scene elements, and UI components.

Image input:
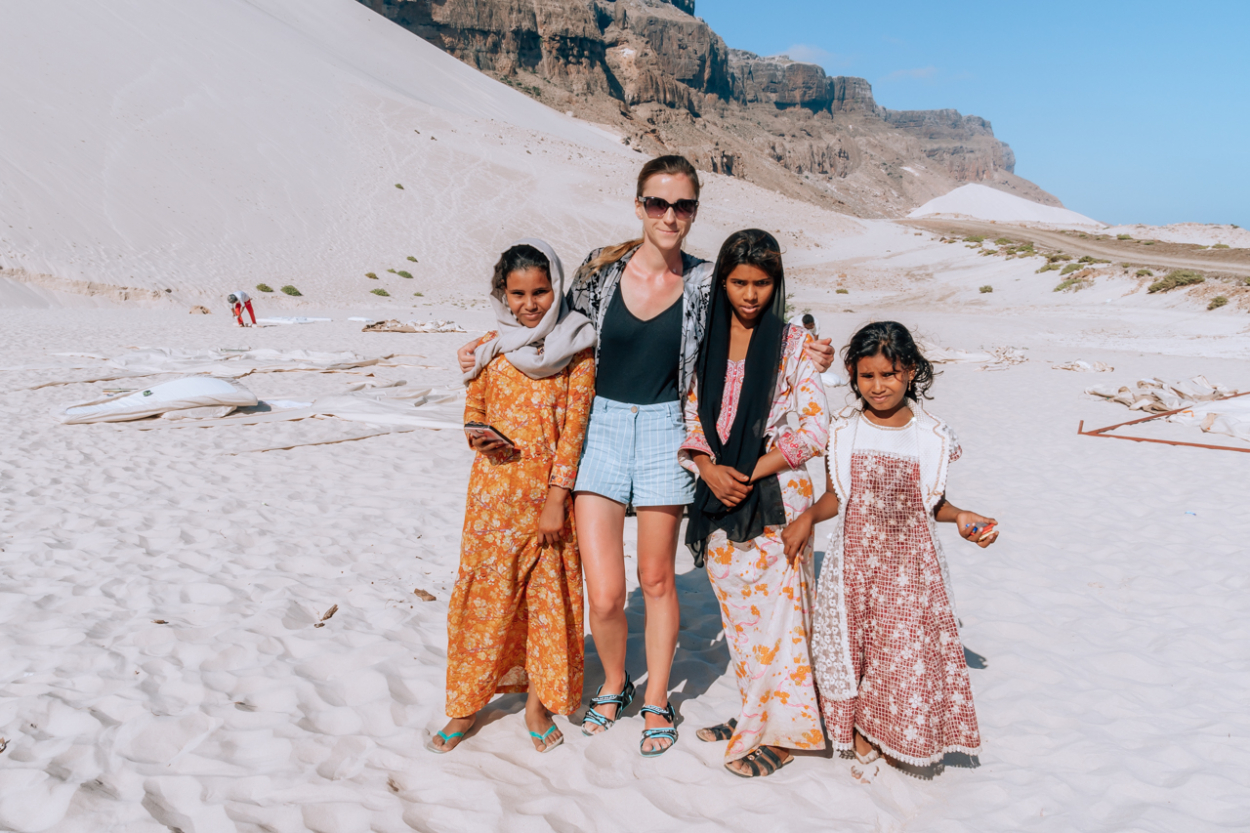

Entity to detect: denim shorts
[574,396,696,507]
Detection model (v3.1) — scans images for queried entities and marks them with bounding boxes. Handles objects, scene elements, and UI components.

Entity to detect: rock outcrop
[357,0,1059,215]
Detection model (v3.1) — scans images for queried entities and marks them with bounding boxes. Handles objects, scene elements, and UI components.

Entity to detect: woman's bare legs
[576,496,683,750]
[635,505,682,753]
[576,493,629,730]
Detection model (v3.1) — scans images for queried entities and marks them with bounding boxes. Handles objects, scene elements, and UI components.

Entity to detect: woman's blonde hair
[577,155,701,279]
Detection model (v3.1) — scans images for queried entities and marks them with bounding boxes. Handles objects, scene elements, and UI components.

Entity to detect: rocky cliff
[357,0,1057,216]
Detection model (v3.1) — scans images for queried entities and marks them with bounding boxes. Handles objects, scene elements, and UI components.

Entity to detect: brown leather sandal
[725,746,793,778]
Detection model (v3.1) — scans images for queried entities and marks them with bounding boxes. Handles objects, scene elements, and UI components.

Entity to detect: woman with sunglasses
[457,155,834,756]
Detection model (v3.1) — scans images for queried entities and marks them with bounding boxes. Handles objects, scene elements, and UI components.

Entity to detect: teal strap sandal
[581,673,635,736]
[423,730,465,754]
[529,724,564,753]
[638,703,678,757]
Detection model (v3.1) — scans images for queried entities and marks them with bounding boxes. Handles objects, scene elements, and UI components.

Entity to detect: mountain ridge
[357,0,1060,217]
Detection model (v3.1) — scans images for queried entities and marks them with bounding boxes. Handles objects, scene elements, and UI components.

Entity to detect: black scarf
[684,258,788,567]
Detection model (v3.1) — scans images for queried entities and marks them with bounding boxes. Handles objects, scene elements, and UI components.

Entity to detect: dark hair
[491,244,550,293]
[801,313,815,327]
[843,321,936,402]
[577,155,702,280]
[713,228,784,292]
[635,154,701,200]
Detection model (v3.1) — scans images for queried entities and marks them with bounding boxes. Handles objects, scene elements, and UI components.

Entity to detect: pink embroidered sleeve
[773,332,830,469]
[678,379,713,475]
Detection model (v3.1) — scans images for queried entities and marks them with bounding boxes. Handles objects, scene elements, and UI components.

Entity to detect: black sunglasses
[638,196,699,220]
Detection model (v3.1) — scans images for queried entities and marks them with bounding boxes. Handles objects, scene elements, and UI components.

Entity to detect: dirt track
[903,219,1250,280]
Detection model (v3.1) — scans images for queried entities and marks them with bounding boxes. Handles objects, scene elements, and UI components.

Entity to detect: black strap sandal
[725,746,794,778]
[696,718,738,742]
[638,702,678,757]
[580,673,635,736]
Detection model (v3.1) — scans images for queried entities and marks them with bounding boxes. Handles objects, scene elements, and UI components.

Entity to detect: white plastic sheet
[62,377,257,424]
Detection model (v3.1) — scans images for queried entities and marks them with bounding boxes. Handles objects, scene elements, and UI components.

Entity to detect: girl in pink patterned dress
[784,321,999,781]
[680,230,829,778]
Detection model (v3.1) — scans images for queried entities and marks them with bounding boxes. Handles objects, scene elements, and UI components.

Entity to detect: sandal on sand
[529,724,564,753]
[696,718,738,742]
[638,703,678,758]
[855,744,881,765]
[726,746,793,778]
[424,730,465,754]
[581,673,635,736]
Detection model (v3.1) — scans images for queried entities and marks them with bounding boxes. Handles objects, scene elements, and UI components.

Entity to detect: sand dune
[909,184,1103,229]
[0,0,631,298]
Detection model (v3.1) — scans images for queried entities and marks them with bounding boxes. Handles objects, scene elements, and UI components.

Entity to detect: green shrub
[1208,296,1228,310]
[387,269,397,274]
[414,291,424,297]
[836,288,849,294]
[395,183,404,190]
[280,285,301,296]
[1143,241,1155,245]
[371,288,390,297]
[1117,234,1132,240]
[1037,263,1060,273]
[1147,270,1204,293]
[979,285,993,294]
[255,283,273,293]
[397,270,413,279]
[407,255,419,262]
[1135,269,1154,277]
[1213,243,1230,249]
[1121,263,1131,268]
[1054,278,1090,292]
[1046,253,1072,263]
[366,272,378,279]
[994,237,1013,246]
[964,235,984,243]
[1060,263,1081,275]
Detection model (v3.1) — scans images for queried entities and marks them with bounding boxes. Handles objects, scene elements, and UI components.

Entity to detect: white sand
[909,184,1104,229]
[3,2,1249,830]
[3,239,1250,831]
[1102,223,1250,249]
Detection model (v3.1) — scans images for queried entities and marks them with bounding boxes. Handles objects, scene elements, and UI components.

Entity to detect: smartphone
[464,421,515,447]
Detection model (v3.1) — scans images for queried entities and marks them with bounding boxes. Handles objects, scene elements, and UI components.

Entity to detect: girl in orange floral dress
[679,230,830,777]
[427,239,596,755]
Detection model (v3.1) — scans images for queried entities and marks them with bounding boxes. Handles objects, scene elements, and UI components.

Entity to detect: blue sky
[698,0,1249,227]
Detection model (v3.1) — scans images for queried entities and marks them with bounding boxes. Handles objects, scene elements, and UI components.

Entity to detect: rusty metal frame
[1078,391,1250,453]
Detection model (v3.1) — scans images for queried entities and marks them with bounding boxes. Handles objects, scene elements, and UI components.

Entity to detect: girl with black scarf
[677,230,831,777]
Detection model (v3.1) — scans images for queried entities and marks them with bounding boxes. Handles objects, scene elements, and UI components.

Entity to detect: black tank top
[594,286,682,404]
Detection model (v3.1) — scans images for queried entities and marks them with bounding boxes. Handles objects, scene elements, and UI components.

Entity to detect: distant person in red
[227,291,256,327]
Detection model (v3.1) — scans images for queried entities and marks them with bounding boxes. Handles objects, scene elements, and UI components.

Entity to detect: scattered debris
[321,604,339,621]
[918,339,1026,372]
[152,619,168,625]
[189,306,211,314]
[1086,376,1236,413]
[414,588,436,601]
[1082,378,1250,451]
[1053,361,1114,373]
[363,319,466,334]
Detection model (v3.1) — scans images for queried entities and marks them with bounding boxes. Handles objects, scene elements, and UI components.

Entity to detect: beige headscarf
[465,238,597,381]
